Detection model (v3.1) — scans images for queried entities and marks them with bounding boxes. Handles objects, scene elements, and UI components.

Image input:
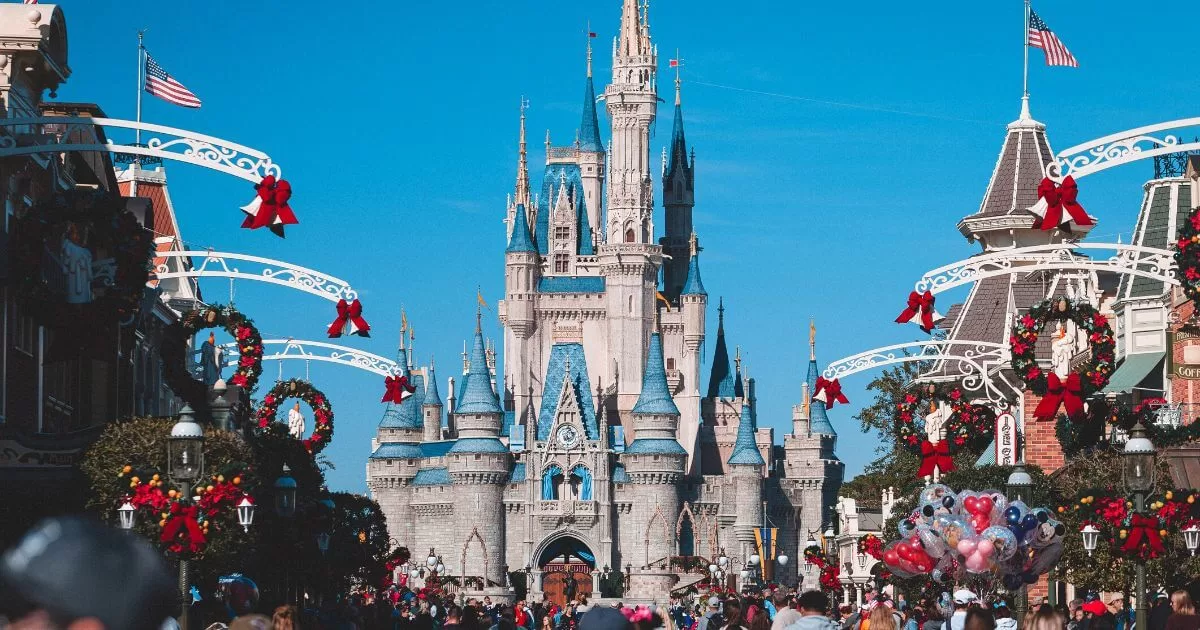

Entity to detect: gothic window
[666,358,675,370]
[625,228,635,243]
[569,464,593,500]
[554,255,569,274]
[554,226,570,242]
[542,464,564,500]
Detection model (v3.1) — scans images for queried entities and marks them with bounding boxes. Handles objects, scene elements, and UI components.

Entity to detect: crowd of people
[2,517,1199,630]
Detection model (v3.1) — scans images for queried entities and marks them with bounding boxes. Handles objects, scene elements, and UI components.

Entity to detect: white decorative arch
[913,243,1175,296]
[154,250,359,304]
[1047,117,1200,181]
[220,338,400,377]
[822,340,1019,409]
[0,117,280,182]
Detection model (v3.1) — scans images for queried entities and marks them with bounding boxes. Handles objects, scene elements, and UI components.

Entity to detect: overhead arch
[153,250,359,304]
[1047,117,1200,181]
[220,339,400,377]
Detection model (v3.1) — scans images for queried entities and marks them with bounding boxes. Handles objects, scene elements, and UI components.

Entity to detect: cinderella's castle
[367,0,842,602]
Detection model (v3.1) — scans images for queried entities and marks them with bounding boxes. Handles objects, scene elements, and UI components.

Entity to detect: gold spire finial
[515,97,530,208]
[809,319,816,361]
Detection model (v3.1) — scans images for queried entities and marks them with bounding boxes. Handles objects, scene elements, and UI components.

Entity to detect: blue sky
[51,1,1200,492]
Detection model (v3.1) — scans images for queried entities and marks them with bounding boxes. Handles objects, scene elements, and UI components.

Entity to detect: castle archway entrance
[537,535,594,607]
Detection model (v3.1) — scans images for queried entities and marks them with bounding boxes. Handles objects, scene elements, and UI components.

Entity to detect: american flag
[144,54,202,108]
[1028,10,1078,68]
[23,0,37,4]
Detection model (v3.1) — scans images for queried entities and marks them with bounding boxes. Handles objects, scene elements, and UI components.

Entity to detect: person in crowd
[867,603,899,630]
[697,597,725,630]
[922,604,944,630]
[269,605,297,630]
[772,600,803,630]
[1108,598,1133,630]
[784,591,839,630]
[990,602,1015,630]
[1151,594,1173,630]
[721,600,747,630]
[1067,607,1085,630]
[0,516,178,630]
[903,606,921,630]
[749,607,773,630]
[1167,590,1200,630]
[580,607,634,630]
[961,609,994,630]
[1024,607,1063,630]
[950,592,978,630]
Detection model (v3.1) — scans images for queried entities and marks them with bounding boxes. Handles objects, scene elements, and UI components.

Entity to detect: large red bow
[240,176,299,238]
[160,504,206,554]
[1121,513,1165,558]
[895,291,943,333]
[1035,176,1092,232]
[917,440,955,478]
[1032,372,1084,421]
[813,377,849,408]
[381,374,416,404]
[327,299,371,338]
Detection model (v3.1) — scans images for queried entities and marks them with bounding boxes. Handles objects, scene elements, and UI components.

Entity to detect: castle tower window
[666,358,675,370]
[555,226,570,242]
[554,254,569,274]
[625,228,636,243]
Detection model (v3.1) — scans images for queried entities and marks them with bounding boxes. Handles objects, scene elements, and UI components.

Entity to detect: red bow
[381,374,416,404]
[160,504,206,554]
[1035,176,1092,232]
[240,176,299,238]
[1121,514,1165,557]
[813,377,849,408]
[917,440,955,478]
[895,291,942,333]
[327,299,371,338]
[1032,372,1084,421]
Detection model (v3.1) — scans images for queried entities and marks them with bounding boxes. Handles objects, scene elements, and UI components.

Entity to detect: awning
[1103,352,1165,393]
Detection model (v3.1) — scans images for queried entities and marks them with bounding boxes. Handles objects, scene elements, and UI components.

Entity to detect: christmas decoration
[1029,176,1092,232]
[895,291,944,334]
[380,546,412,589]
[894,385,994,479]
[1174,205,1200,307]
[812,377,849,408]
[327,298,371,338]
[240,175,298,238]
[255,379,335,454]
[858,533,884,561]
[9,189,154,328]
[1009,298,1115,421]
[1060,489,1200,561]
[117,461,254,558]
[803,545,842,591]
[161,306,264,409]
[1105,398,1200,447]
[381,374,416,404]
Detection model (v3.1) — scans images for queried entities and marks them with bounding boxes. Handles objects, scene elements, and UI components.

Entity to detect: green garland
[9,189,153,327]
[1010,297,1116,398]
[894,384,995,454]
[1173,206,1200,305]
[160,306,264,411]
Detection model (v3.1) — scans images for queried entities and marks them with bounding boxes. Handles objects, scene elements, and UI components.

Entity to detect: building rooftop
[632,333,680,415]
[727,404,765,466]
[538,342,600,440]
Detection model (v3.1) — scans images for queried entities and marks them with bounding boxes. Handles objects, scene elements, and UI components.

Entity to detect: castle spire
[728,403,765,466]
[456,318,502,415]
[706,298,735,399]
[806,321,837,436]
[515,97,531,209]
[681,232,706,296]
[633,331,679,415]
[407,327,415,369]
[425,356,442,406]
[579,31,604,153]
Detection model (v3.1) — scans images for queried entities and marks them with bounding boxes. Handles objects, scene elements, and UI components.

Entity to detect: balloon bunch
[882,484,1064,589]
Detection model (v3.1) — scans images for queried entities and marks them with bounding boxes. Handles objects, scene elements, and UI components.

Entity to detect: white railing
[154,250,358,304]
[1048,117,1200,181]
[220,339,400,377]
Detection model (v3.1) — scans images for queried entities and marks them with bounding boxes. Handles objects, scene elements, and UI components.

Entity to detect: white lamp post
[777,554,789,567]
[748,554,760,566]
[117,501,136,530]
[1080,524,1100,556]
[237,497,256,532]
[1183,525,1200,556]
[427,548,438,567]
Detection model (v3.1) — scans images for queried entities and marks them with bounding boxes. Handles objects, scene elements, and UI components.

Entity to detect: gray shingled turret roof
[1116,177,1191,300]
[963,116,1054,222]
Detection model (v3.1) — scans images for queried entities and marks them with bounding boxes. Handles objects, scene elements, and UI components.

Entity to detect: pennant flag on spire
[477,289,488,309]
[1028,9,1078,68]
[588,31,597,37]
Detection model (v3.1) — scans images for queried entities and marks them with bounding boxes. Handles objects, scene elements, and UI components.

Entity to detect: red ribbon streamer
[1037,176,1092,231]
[160,505,206,554]
[1033,372,1084,421]
[381,375,416,403]
[327,299,371,338]
[241,176,299,238]
[1121,514,1165,557]
[895,290,939,333]
[917,440,955,478]
[813,377,849,408]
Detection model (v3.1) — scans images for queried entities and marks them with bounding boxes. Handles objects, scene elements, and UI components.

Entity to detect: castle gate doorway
[538,536,594,607]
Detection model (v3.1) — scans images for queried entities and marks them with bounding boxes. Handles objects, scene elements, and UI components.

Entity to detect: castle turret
[661,75,695,301]
[447,315,509,586]
[579,35,606,241]
[422,358,444,442]
[728,403,765,545]
[503,104,542,430]
[367,324,424,547]
[677,232,708,474]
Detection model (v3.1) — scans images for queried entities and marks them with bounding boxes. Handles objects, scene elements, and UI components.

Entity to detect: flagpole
[133,29,146,196]
[1021,0,1031,119]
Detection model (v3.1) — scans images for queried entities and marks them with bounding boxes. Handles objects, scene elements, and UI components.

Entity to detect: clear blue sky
[52,1,1200,492]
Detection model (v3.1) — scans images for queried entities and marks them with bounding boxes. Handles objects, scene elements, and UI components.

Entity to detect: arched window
[625,228,636,243]
[569,465,593,501]
[541,464,564,500]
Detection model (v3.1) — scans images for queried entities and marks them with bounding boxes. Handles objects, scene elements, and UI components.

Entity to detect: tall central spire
[618,0,648,57]
[515,97,531,210]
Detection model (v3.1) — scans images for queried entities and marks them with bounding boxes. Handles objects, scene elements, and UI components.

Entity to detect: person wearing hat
[0,517,178,630]
[697,597,725,630]
[949,591,977,630]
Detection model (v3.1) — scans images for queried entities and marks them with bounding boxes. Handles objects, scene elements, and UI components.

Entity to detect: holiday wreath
[1174,205,1200,306]
[161,306,264,410]
[9,189,154,327]
[255,378,334,454]
[1010,297,1115,421]
[1060,489,1200,561]
[895,384,994,478]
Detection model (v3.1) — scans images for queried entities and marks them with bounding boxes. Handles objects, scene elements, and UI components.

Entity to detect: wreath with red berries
[803,545,842,592]
[161,306,264,410]
[1174,206,1200,305]
[255,378,334,454]
[894,384,995,454]
[1010,297,1115,399]
[858,533,884,561]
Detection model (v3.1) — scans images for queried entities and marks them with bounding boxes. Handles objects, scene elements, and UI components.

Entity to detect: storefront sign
[995,413,1018,465]
[0,440,83,468]
[1169,331,1200,380]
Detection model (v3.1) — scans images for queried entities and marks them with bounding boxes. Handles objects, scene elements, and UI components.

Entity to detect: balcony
[535,499,598,527]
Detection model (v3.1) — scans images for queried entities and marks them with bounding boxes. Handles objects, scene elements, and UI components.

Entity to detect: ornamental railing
[1047,117,1200,181]
[153,250,358,304]
[220,339,400,377]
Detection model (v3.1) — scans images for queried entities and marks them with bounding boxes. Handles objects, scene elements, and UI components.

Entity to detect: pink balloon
[977,539,995,556]
[957,539,977,555]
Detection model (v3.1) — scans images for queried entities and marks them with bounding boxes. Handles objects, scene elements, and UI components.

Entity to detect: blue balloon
[1021,514,1039,531]
[1004,506,1022,525]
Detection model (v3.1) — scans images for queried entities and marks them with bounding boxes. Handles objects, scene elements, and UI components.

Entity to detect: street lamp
[274,464,297,518]
[1183,525,1200,556]
[1007,462,1034,623]
[427,548,438,568]
[316,532,330,555]
[777,554,788,567]
[857,553,867,570]
[1123,422,1157,630]
[1080,525,1100,556]
[236,497,255,532]
[167,406,204,630]
[118,501,136,530]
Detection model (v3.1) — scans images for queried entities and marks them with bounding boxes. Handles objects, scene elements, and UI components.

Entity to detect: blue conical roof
[633,333,679,415]
[706,300,736,399]
[727,403,765,466]
[506,204,537,253]
[580,75,603,153]
[424,361,442,406]
[806,357,837,436]
[455,325,502,414]
[681,250,706,296]
[667,101,689,180]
